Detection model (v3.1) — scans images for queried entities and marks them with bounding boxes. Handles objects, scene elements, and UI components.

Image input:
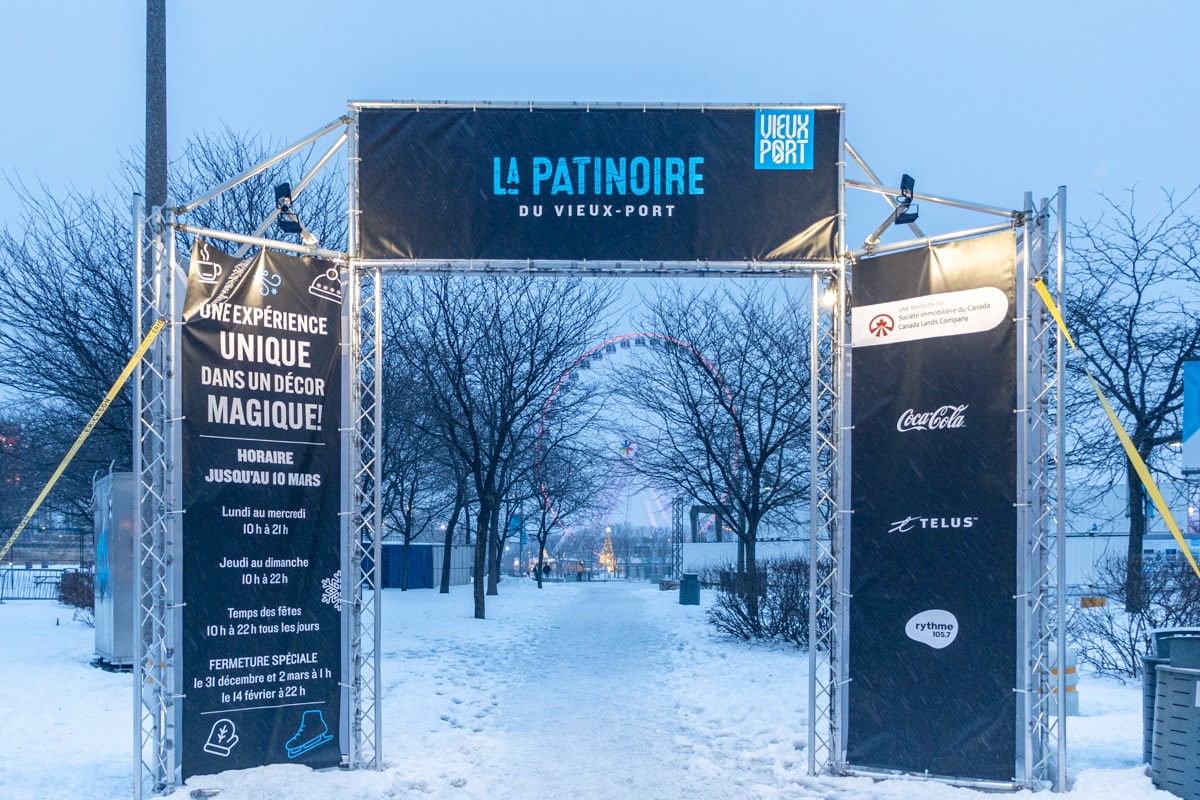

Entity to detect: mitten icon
[203,719,239,757]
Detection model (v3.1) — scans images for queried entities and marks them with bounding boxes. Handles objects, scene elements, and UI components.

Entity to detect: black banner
[847,232,1017,781]
[355,104,841,263]
[180,242,344,778]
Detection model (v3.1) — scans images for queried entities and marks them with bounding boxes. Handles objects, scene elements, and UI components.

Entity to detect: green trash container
[679,573,700,605]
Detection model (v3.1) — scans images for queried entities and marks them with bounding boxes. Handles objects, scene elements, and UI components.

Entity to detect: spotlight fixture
[820,281,839,308]
[894,174,920,226]
[274,183,318,246]
[863,173,921,252]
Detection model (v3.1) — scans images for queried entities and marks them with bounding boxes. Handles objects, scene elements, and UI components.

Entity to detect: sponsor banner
[848,231,1017,781]
[180,242,344,778]
[355,104,841,263]
[1185,362,1200,473]
[850,286,1009,347]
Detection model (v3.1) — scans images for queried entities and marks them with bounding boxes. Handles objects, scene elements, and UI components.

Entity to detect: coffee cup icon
[195,243,223,284]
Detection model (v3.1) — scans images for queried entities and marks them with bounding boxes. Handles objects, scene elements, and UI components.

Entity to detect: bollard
[1044,645,1079,716]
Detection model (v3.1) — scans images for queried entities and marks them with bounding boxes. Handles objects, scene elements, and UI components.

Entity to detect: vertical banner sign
[180,242,343,779]
[848,232,1017,781]
[355,104,842,263]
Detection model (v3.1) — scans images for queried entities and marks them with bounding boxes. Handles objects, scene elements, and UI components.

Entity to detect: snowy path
[0,580,1161,800]
[372,579,821,800]
[487,583,698,798]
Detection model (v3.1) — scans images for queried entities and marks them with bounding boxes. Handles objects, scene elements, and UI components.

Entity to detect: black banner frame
[178,243,346,780]
[349,101,845,271]
[132,108,1068,796]
[845,231,1019,783]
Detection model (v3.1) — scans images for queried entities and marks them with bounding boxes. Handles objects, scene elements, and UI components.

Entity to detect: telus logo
[888,516,979,534]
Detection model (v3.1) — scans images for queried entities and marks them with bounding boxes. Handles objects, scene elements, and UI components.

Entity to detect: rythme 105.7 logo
[906,609,959,649]
[754,109,814,171]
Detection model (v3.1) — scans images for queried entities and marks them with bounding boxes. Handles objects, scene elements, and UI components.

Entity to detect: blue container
[679,573,700,605]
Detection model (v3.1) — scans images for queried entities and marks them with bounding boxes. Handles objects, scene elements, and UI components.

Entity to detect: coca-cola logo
[896,404,968,432]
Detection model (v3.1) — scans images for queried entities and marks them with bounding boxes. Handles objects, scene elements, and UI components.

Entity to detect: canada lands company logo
[896,404,968,432]
[906,609,959,649]
[888,515,979,534]
[868,314,894,338]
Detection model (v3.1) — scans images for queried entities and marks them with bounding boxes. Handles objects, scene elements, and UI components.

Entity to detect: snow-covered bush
[705,556,832,648]
[1069,554,1200,677]
[56,569,94,628]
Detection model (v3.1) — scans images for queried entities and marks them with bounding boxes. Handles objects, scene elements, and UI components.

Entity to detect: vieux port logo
[754,109,814,170]
[492,154,705,219]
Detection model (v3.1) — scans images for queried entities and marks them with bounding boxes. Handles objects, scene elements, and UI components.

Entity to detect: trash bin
[1151,664,1200,800]
[1147,628,1200,799]
[1143,654,1171,764]
[679,573,700,606]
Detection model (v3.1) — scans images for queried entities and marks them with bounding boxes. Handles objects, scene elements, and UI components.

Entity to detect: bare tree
[390,275,615,618]
[437,458,473,594]
[619,283,812,618]
[0,407,38,535]
[1065,189,1200,612]
[0,129,346,530]
[378,319,454,590]
[529,424,608,588]
[166,127,347,252]
[0,187,140,525]
[1069,553,1200,677]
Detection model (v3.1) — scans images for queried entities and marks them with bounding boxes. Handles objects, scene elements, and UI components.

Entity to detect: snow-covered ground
[0,580,1171,799]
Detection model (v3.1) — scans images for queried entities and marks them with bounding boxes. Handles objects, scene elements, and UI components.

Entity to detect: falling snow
[0,580,1168,800]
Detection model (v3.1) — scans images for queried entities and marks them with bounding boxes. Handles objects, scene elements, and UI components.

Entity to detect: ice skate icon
[285,709,333,758]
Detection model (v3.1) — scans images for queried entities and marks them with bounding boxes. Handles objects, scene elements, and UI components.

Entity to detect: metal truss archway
[134,111,1065,795]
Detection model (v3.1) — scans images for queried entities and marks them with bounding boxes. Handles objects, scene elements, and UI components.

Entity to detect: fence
[0,566,68,601]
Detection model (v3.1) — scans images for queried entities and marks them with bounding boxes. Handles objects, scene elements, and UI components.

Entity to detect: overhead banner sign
[848,232,1017,781]
[1185,361,1199,474]
[354,103,842,263]
[180,242,344,779]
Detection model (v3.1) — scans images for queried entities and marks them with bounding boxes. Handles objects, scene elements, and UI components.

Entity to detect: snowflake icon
[321,570,341,608]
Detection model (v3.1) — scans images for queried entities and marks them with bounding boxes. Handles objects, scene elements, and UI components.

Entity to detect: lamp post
[145,0,167,208]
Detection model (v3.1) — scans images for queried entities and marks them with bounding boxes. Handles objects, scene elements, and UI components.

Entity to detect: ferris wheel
[536,332,733,542]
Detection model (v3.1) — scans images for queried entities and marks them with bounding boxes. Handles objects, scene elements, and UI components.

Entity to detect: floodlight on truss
[274,182,318,247]
[863,173,920,251]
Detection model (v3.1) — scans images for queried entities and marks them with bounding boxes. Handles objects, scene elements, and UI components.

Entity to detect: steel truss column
[135,204,184,797]
[345,107,382,771]
[671,496,685,580]
[1017,188,1068,790]
[808,264,846,775]
[346,258,383,769]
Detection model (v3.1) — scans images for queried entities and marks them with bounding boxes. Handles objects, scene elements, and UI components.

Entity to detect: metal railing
[0,566,69,601]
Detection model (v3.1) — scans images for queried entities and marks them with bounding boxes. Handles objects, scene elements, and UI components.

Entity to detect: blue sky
[1,1,1198,240]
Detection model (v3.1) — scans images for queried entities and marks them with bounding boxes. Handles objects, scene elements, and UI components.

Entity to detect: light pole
[145,0,167,208]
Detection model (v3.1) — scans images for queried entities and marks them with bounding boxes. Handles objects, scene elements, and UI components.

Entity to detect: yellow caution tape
[1033,278,1200,582]
[0,319,167,564]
